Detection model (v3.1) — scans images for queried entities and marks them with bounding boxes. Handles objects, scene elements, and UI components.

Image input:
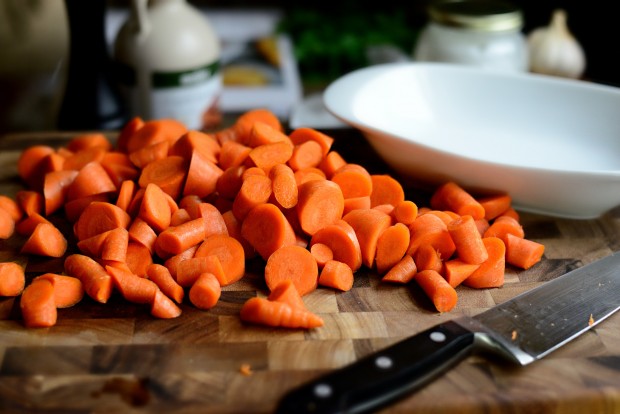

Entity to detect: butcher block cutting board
[0,129,619,414]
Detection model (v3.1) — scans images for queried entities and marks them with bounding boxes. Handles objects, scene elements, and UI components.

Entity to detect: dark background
[0,0,616,133]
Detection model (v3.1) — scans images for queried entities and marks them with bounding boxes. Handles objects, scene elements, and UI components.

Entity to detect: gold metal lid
[428,0,523,32]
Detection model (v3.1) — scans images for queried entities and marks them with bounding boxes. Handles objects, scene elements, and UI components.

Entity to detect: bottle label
[117,61,222,130]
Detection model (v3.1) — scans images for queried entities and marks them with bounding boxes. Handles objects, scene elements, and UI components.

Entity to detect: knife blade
[276,252,620,414]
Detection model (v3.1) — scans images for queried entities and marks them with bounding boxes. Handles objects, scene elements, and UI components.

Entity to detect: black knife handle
[275,320,475,414]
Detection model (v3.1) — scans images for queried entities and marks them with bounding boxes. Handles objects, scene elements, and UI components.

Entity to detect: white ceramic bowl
[324,62,620,219]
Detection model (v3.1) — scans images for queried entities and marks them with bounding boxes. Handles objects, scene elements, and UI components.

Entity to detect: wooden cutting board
[0,129,619,414]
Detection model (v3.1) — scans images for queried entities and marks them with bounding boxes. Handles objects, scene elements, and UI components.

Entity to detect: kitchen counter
[0,128,619,413]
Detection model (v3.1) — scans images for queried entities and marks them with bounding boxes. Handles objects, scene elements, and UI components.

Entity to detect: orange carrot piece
[219,141,252,171]
[164,244,198,280]
[270,163,298,209]
[128,140,170,169]
[406,213,456,260]
[116,116,144,152]
[391,200,418,226]
[478,193,512,221]
[232,174,272,221]
[294,167,326,186]
[369,174,405,208]
[310,219,362,272]
[248,140,294,173]
[124,118,187,154]
[169,130,220,164]
[247,121,292,148]
[67,133,112,152]
[318,260,354,291]
[151,289,182,319]
[264,245,318,296]
[0,195,24,222]
[331,164,373,199]
[183,150,223,199]
[240,296,323,329]
[297,179,345,236]
[66,161,117,201]
[382,255,417,284]
[62,147,107,172]
[289,127,334,157]
[138,183,172,233]
[448,215,489,265]
[504,233,545,270]
[241,202,297,261]
[0,208,15,239]
[309,243,334,269]
[444,259,481,288]
[216,165,246,200]
[483,215,525,244]
[475,218,490,237]
[267,279,307,310]
[138,155,187,200]
[73,201,131,241]
[232,108,282,145]
[288,140,323,171]
[185,202,229,238]
[422,210,457,226]
[242,166,266,179]
[17,145,55,190]
[20,278,57,328]
[0,262,26,296]
[414,269,458,313]
[21,222,67,258]
[100,161,139,189]
[77,227,128,262]
[146,264,184,304]
[35,273,84,308]
[319,150,347,179]
[15,212,51,237]
[43,170,79,216]
[64,254,113,303]
[463,237,506,288]
[102,151,135,169]
[15,190,44,217]
[64,193,109,223]
[500,207,520,222]
[194,234,246,286]
[189,272,221,310]
[115,180,136,212]
[176,255,225,287]
[156,218,206,255]
[375,222,410,274]
[106,265,158,304]
[343,208,391,269]
[343,196,372,215]
[414,244,445,274]
[125,242,153,278]
[430,181,485,220]
[221,210,256,259]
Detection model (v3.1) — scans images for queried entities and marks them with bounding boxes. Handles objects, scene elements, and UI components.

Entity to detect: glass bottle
[414,0,528,72]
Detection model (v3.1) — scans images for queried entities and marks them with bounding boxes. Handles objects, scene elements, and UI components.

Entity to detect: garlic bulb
[527,9,586,79]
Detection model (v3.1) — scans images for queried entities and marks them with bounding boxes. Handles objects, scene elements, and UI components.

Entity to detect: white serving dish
[323,62,620,219]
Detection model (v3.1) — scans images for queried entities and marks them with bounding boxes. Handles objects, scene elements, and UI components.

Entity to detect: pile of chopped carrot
[0,109,545,329]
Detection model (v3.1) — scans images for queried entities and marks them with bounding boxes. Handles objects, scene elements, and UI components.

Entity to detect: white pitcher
[114,0,221,130]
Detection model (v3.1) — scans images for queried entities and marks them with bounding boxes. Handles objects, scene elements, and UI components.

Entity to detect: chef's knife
[276,252,620,414]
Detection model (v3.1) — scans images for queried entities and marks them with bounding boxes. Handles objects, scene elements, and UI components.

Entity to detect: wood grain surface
[0,129,619,414]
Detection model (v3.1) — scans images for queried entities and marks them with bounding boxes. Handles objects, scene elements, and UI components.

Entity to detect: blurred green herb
[277,7,421,85]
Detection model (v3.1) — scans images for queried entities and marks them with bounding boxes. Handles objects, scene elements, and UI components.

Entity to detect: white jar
[114,0,221,130]
[414,0,528,72]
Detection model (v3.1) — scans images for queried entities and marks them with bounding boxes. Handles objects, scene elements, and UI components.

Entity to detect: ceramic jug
[114,0,221,130]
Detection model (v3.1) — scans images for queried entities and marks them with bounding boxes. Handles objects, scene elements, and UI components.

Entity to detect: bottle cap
[428,0,523,32]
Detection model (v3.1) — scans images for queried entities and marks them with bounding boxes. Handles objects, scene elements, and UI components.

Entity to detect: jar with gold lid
[413,0,528,72]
